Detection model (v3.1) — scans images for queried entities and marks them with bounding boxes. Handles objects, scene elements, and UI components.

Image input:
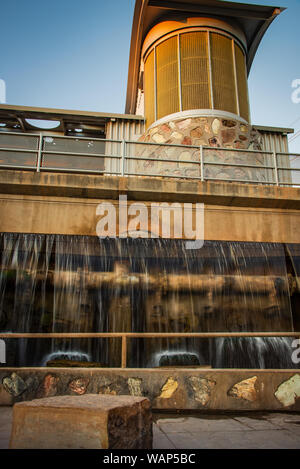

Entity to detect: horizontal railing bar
[203,146,273,154]
[277,166,300,171]
[0,147,38,153]
[203,161,275,169]
[44,134,121,143]
[277,152,300,157]
[126,141,274,154]
[1,163,297,185]
[205,176,276,184]
[39,167,109,175]
[125,155,200,164]
[124,171,203,180]
[0,164,37,170]
[0,131,41,137]
[42,150,121,159]
[125,140,199,149]
[0,332,298,339]
[0,131,122,143]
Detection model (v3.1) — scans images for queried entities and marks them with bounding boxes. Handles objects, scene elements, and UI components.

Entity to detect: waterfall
[212,337,297,369]
[0,233,297,368]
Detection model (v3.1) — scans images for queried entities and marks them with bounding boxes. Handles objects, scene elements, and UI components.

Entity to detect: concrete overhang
[125,0,285,115]
[252,125,294,135]
[0,104,144,133]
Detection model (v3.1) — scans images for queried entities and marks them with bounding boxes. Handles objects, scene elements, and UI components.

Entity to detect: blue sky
[0,0,299,151]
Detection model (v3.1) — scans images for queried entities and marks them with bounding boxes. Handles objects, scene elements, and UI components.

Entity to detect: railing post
[36,133,43,172]
[121,335,127,368]
[121,140,125,176]
[273,151,279,186]
[200,145,204,181]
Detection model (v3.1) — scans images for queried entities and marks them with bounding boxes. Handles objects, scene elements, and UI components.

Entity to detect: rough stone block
[9,394,152,449]
[0,384,13,406]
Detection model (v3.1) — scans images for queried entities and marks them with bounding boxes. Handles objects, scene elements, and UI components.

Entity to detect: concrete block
[9,394,152,449]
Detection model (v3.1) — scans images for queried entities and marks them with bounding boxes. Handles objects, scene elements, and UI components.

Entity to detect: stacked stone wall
[134,116,269,183]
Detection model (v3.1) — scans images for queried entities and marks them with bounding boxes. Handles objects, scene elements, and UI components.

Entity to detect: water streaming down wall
[0,233,298,368]
[212,337,296,369]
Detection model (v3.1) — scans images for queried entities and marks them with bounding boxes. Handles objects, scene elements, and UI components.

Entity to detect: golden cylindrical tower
[142,17,250,129]
[126,0,284,179]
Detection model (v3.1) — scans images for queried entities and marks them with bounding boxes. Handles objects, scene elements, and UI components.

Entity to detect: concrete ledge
[1,368,300,412]
[9,394,152,449]
[0,170,300,209]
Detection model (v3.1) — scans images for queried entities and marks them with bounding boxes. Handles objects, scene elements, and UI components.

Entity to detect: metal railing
[0,331,299,368]
[0,131,299,187]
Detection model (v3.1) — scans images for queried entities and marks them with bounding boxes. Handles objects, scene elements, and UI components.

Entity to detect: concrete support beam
[0,170,300,209]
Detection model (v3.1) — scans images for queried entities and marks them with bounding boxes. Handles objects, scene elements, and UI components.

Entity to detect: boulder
[159,353,200,367]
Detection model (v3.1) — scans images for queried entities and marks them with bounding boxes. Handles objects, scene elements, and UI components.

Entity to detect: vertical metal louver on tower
[234,43,250,122]
[144,50,155,128]
[156,37,179,120]
[143,28,250,128]
[180,31,211,111]
[210,33,237,115]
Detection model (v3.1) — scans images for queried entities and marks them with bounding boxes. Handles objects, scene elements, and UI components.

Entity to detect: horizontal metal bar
[277,152,300,157]
[125,140,199,149]
[277,166,300,171]
[0,131,122,144]
[203,146,273,155]
[0,147,38,153]
[125,171,203,180]
[0,130,41,137]
[204,161,275,169]
[43,134,120,143]
[126,141,272,154]
[42,150,121,159]
[205,176,276,184]
[0,332,298,339]
[0,164,37,170]
[125,155,200,164]
[40,167,108,175]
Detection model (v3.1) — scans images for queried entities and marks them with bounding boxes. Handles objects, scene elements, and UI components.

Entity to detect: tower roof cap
[125,0,285,114]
